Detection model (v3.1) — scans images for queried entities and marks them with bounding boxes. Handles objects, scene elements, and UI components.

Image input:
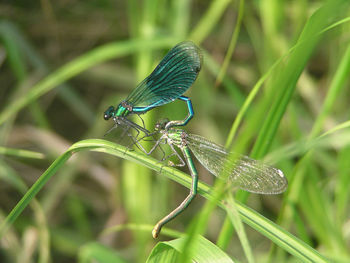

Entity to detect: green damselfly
[144,119,288,238]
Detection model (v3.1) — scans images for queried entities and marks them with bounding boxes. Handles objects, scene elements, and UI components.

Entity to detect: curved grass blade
[251,0,350,159]
[0,37,177,126]
[0,139,327,262]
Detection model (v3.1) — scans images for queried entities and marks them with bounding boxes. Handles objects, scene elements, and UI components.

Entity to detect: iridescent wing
[186,134,288,194]
[125,41,202,107]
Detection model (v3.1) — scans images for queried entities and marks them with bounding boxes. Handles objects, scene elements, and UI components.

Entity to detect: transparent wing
[126,41,202,107]
[186,134,288,194]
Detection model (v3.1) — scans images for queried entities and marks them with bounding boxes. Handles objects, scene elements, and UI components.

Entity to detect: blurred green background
[1,0,350,262]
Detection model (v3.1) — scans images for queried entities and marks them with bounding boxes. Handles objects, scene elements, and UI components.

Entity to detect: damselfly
[145,119,288,238]
[104,41,202,138]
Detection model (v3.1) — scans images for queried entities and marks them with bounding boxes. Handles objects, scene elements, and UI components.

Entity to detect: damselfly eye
[103,106,115,120]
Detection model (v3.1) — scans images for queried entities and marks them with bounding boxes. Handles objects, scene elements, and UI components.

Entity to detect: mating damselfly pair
[103,41,288,238]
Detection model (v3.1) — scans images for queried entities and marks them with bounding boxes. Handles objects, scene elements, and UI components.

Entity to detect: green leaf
[251,0,350,159]
[147,236,234,263]
[0,146,44,159]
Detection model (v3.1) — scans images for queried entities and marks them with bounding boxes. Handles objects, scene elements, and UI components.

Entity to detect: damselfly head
[103,106,115,120]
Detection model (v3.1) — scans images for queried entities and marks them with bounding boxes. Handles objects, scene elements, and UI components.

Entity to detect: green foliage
[146,235,234,263]
[1,0,350,262]
[78,242,127,263]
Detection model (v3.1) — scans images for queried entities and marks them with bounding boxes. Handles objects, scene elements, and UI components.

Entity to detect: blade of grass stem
[189,0,232,44]
[0,139,330,262]
[215,0,244,87]
[0,37,177,126]
[0,146,44,159]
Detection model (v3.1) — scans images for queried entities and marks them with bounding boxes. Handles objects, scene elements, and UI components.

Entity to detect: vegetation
[1,0,350,262]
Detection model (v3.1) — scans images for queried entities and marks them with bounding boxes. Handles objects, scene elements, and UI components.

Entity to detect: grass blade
[0,139,329,262]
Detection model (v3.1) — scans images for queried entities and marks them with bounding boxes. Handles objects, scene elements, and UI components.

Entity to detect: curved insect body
[147,119,288,238]
[150,126,199,238]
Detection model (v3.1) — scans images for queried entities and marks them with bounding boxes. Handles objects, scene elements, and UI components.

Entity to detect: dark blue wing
[125,41,202,107]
